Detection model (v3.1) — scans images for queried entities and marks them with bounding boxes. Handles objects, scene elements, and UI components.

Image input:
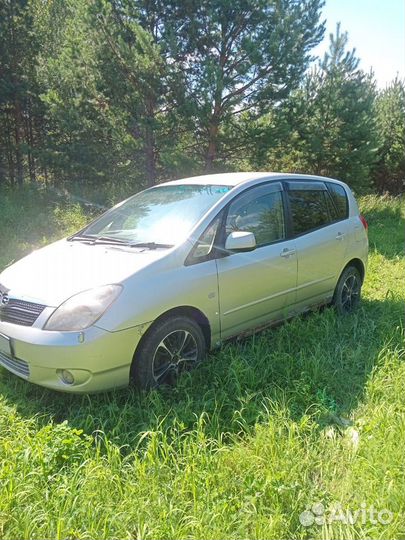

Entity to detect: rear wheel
[333,265,362,315]
[131,316,206,389]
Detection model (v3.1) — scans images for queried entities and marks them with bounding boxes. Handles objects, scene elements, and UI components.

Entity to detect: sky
[312,0,405,87]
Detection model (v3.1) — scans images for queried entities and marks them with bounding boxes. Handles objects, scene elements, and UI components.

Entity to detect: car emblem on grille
[0,285,10,306]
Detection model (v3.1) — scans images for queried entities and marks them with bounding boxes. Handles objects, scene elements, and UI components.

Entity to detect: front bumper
[0,320,151,393]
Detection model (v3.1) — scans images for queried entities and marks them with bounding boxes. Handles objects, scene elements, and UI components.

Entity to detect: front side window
[287,185,333,235]
[79,184,231,246]
[225,184,285,247]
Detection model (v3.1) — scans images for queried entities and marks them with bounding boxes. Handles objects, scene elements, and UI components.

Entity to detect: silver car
[0,173,368,392]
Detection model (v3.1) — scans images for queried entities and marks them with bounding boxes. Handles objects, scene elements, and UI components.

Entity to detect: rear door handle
[280,248,296,258]
[336,232,345,240]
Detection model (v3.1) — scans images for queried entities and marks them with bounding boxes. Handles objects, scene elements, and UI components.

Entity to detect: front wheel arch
[130,312,207,388]
[129,306,211,383]
[137,306,211,352]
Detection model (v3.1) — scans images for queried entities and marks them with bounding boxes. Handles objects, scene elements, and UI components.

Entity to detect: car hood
[0,239,167,307]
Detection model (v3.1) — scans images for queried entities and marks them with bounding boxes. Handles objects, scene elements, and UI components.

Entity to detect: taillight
[360,214,368,231]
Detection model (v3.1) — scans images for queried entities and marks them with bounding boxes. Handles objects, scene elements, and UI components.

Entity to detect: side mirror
[225,231,256,252]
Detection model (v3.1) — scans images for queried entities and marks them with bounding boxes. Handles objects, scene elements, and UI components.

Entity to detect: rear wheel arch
[342,258,365,283]
[333,263,363,315]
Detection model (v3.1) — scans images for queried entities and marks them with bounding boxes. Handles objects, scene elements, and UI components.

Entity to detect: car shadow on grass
[1,295,403,449]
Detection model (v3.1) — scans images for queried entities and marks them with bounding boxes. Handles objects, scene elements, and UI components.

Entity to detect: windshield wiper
[67,234,94,243]
[68,235,172,249]
[67,235,127,245]
[128,242,174,249]
[93,236,128,245]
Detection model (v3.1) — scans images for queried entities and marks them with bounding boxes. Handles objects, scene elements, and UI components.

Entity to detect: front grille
[0,350,30,378]
[0,299,46,327]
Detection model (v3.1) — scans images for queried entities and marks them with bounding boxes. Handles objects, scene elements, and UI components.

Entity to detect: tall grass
[0,188,404,539]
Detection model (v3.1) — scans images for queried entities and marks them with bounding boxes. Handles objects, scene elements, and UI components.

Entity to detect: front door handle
[280,248,296,258]
[336,232,345,240]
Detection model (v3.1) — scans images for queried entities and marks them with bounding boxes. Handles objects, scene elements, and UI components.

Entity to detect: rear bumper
[0,321,151,393]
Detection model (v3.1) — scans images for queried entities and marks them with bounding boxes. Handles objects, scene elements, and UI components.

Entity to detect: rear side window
[326,182,349,220]
[287,187,333,235]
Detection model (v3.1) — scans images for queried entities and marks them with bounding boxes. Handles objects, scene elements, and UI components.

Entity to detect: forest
[1,0,404,198]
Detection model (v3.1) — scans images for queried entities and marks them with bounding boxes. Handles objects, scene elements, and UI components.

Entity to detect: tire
[333,265,362,315]
[130,315,206,389]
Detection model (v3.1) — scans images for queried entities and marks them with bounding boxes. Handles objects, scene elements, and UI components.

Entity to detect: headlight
[44,284,122,331]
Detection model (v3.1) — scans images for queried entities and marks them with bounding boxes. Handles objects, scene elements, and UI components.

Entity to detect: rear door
[216,182,297,338]
[285,180,349,308]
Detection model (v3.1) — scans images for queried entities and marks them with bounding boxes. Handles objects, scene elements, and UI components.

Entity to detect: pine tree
[168,0,325,171]
[0,0,43,186]
[259,24,377,193]
[373,78,405,194]
[32,0,118,185]
[98,0,193,186]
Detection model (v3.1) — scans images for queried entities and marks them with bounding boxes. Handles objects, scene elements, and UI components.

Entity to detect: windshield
[78,184,231,246]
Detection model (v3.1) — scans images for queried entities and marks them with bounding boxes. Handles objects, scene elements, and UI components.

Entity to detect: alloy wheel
[152,329,199,384]
[341,274,360,312]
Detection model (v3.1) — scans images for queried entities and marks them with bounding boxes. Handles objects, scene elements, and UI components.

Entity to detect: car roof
[159,172,345,188]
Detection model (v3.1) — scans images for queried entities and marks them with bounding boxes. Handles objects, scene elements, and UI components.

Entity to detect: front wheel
[130,315,206,389]
[333,265,362,315]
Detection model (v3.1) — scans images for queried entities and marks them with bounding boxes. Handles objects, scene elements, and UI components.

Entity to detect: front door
[216,182,297,339]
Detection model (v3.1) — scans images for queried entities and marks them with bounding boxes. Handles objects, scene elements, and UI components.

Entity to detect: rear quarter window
[326,182,349,220]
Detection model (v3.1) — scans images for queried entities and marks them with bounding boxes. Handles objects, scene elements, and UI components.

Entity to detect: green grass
[0,188,404,539]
